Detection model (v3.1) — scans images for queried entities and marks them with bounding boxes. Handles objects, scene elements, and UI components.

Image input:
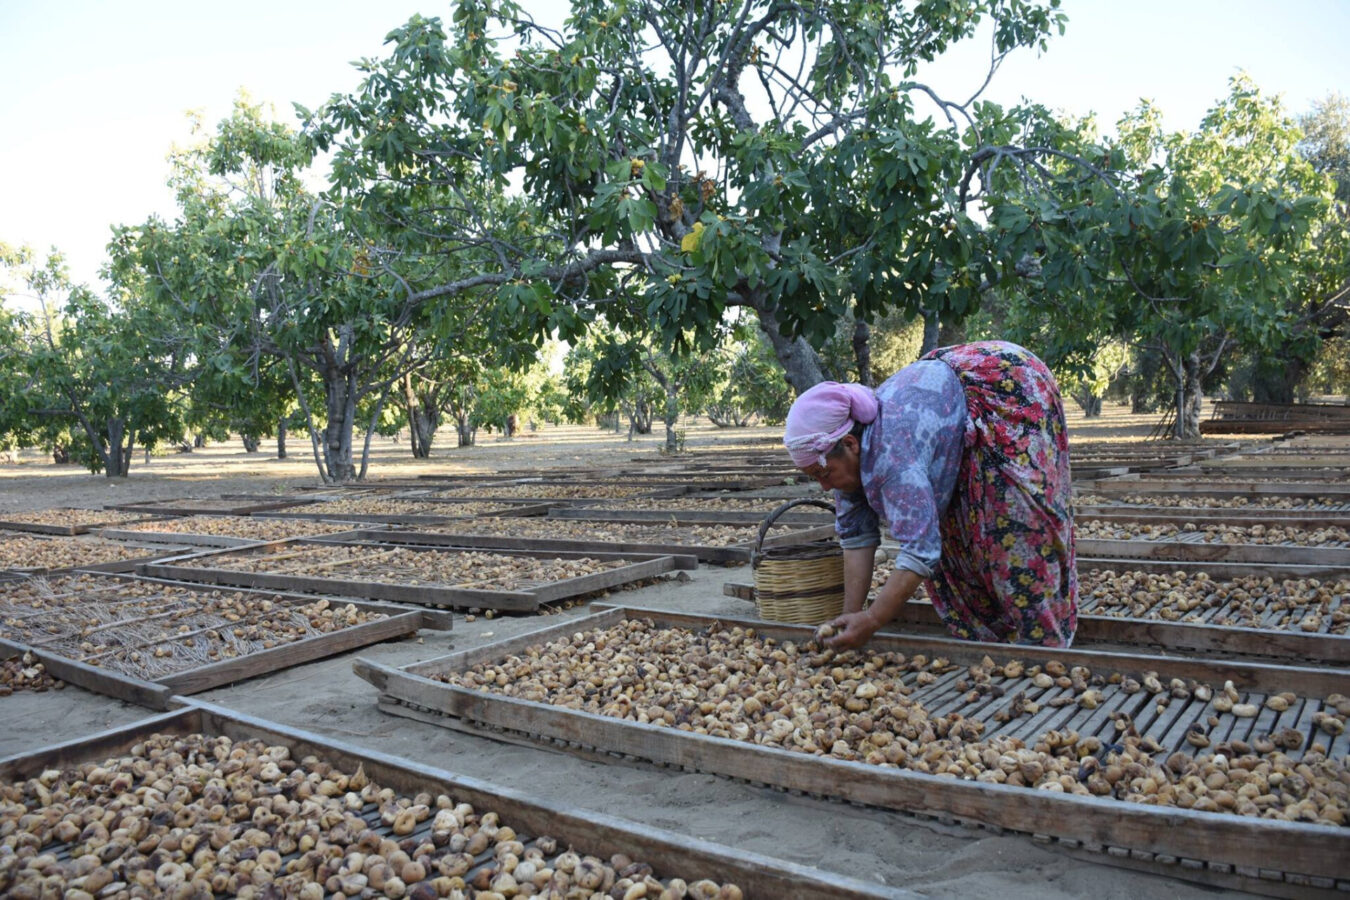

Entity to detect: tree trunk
[938,317,967,347]
[52,445,70,464]
[626,400,652,435]
[1183,351,1204,437]
[1250,358,1303,404]
[402,374,439,459]
[104,418,132,477]
[920,311,941,357]
[753,305,826,392]
[852,319,873,386]
[455,411,476,447]
[321,366,358,483]
[194,433,206,449]
[1170,351,1204,440]
[1072,389,1103,418]
[660,381,679,453]
[276,418,287,459]
[241,434,261,453]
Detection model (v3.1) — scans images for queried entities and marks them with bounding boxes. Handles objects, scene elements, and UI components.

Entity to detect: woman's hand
[823,609,882,651]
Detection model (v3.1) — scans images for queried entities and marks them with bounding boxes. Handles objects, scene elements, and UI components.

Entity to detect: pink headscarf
[783,382,879,468]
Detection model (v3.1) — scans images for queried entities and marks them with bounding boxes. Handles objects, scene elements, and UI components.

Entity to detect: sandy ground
[0,403,1302,899]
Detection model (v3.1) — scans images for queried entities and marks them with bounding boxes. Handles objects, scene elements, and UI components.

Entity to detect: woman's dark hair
[825,420,866,458]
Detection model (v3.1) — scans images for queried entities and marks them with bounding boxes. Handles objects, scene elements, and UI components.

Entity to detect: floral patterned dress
[834,341,1078,646]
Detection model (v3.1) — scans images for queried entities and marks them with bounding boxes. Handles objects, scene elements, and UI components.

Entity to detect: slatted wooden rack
[358,605,1350,897]
[0,573,450,709]
[139,537,692,613]
[0,702,904,899]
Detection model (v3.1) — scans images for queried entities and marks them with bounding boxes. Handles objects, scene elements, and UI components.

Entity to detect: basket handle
[754,497,837,555]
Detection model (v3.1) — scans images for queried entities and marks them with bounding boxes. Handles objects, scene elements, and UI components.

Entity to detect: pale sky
[1,1,1346,292]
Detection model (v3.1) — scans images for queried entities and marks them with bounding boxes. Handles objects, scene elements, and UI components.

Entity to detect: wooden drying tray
[1,534,191,577]
[1138,469,1350,481]
[0,511,153,536]
[417,483,695,504]
[1077,555,1350,580]
[1082,478,1350,500]
[105,497,315,516]
[0,701,908,900]
[495,474,788,491]
[0,573,448,709]
[98,519,388,549]
[1076,538,1350,569]
[255,500,554,526]
[352,519,836,564]
[357,605,1350,896]
[720,579,1349,668]
[546,505,833,526]
[138,537,690,613]
[1076,507,1350,526]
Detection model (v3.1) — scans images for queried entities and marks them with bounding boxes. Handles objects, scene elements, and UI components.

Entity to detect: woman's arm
[841,546,875,613]
[826,567,923,651]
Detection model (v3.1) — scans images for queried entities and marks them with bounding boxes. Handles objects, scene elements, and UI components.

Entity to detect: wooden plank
[138,538,684,611]
[1077,557,1350,579]
[548,508,833,525]
[362,522,836,564]
[1084,479,1350,499]
[314,529,700,569]
[1077,510,1350,528]
[274,547,404,575]
[155,611,423,694]
[256,501,557,524]
[80,571,449,626]
[1142,469,1350,481]
[1076,538,1350,567]
[136,562,543,612]
[360,654,1349,883]
[0,636,174,709]
[0,703,908,900]
[719,580,1350,666]
[108,498,312,516]
[0,515,150,536]
[98,519,388,548]
[98,526,270,548]
[526,556,683,604]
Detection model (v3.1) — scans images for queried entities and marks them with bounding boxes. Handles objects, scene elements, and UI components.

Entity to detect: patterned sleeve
[862,362,967,578]
[834,488,880,549]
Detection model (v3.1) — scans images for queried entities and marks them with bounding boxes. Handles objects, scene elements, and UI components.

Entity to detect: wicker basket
[752,498,845,625]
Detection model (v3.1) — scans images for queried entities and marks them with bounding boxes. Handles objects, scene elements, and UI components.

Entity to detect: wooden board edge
[369,668,1349,882]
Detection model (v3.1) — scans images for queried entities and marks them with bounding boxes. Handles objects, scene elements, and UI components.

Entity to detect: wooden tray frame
[719,580,1350,667]
[0,573,448,708]
[0,512,153,536]
[138,537,691,612]
[99,518,388,548]
[0,533,191,576]
[362,520,838,564]
[0,701,910,899]
[417,483,694,504]
[1082,479,1350,500]
[1076,538,1350,568]
[105,497,313,516]
[358,605,1350,895]
[547,506,833,526]
[1077,507,1350,525]
[256,499,554,526]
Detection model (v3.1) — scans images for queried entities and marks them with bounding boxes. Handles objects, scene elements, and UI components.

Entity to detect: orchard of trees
[2,0,1348,481]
